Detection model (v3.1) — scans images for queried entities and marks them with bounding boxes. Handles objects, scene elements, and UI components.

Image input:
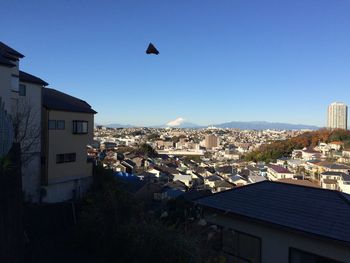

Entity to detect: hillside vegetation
[244,129,350,163]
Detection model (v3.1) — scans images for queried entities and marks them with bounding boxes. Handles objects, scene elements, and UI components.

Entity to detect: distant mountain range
[213,121,319,130]
[153,122,202,129]
[98,123,134,128]
[99,120,319,130]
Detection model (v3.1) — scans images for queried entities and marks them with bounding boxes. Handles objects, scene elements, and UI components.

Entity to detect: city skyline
[2,0,350,126]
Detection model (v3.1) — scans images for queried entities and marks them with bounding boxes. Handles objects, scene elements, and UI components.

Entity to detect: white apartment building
[327,102,347,130]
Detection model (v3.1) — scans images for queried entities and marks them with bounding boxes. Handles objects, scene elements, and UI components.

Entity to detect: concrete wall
[205,212,350,263]
[42,109,94,202]
[43,176,92,203]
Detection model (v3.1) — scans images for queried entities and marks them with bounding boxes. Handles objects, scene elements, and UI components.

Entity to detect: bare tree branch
[11,99,41,167]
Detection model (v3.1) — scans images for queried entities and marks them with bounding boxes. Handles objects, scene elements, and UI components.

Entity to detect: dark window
[49,120,65,130]
[19,84,26,96]
[64,153,76,162]
[56,154,65,163]
[48,120,56,130]
[56,153,76,164]
[73,120,88,134]
[222,229,261,263]
[57,120,65,130]
[289,248,342,263]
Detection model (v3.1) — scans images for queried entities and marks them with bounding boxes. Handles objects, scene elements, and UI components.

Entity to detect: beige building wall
[205,212,350,263]
[42,109,94,202]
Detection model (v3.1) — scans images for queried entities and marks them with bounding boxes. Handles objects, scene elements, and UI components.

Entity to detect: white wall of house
[339,180,350,194]
[0,65,12,112]
[173,173,192,186]
[204,212,350,263]
[43,176,92,203]
[267,170,294,181]
[0,65,14,156]
[147,168,161,177]
[18,81,42,202]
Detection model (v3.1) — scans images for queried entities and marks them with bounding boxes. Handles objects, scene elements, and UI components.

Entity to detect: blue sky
[2,0,350,126]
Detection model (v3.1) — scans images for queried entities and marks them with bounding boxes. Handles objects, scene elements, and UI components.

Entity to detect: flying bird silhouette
[146,43,159,55]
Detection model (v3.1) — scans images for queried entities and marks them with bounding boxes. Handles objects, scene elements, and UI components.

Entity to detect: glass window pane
[82,122,88,133]
[11,76,19,91]
[49,120,56,130]
[73,121,88,134]
[56,154,64,163]
[57,120,65,130]
[19,84,26,96]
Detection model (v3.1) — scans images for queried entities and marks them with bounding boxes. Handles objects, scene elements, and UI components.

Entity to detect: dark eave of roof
[0,54,16,68]
[43,88,97,114]
[0,42,24,58]
[19,70,48,86]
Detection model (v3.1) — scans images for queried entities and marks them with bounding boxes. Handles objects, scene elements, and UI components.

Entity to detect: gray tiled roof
[196,181,350,245]
[19,70,48,86]
[43,88,97,114]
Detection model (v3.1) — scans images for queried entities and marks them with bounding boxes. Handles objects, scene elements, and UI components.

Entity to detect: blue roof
[196,181,350,245]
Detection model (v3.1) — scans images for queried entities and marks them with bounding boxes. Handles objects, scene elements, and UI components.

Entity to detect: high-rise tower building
[327,102,347,130]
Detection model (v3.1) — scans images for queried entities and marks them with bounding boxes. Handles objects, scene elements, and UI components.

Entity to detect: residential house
[214,180,234,192]
[155,181,187,200]
[228,174,247,186]
[0,42,49,202]
[328,141,343,151]
[204,175,223,188]
[246,165,260,177]
[338,149,350,164]
[248,175,267,184]
[266,164,294,181]
[41,88,96,203]
[173,172,193,187]
[316,162,350,174]
[338,173,350,194]
[301,147,322,161]
[320,171,348,191]
[18,71,48,202]
[120,159,136,174]
[196,181,350,263]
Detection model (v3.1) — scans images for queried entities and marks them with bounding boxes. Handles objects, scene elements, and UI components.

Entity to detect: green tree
[134,143,158,158]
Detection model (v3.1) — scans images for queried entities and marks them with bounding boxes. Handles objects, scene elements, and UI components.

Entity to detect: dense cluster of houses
[0,41,96,203]
[91,128,350,262]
